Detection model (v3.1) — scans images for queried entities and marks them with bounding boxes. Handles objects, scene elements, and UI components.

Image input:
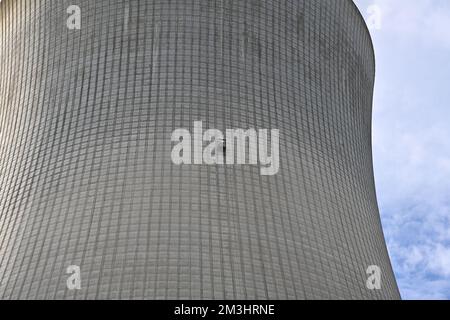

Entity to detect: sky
[355,0,450,299]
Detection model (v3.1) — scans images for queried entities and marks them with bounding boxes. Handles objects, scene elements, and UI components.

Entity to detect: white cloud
[355,0,450,299]
[358,0,450,48]
[428,245,450,277]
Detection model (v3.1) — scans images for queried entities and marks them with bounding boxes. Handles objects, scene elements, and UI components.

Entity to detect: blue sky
[355,0,450,299]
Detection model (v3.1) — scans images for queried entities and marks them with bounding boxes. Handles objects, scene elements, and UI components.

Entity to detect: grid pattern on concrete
[0,0,400,299]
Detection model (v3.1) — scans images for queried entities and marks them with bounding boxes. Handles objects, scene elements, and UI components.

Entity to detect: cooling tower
[0,0,400,299]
